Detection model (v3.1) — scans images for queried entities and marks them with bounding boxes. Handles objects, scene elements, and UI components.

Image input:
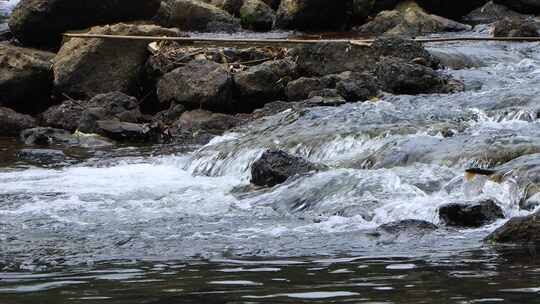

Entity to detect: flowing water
[0,0,16,31]
[3,2,540,302]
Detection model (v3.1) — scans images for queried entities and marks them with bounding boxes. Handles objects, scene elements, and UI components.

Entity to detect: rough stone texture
[486,211,540,244]
[53,23,180,100]
[375,57,448,95]
[240,0,275,31]
[493,17,539,37]
[16,148,66,165]
[355,1,471,36]
[286,77,324,101]
[464,1,525,25]
[157,60,233,112]
[251,149,324,187]
[416,0,488,19]
[234,58,297,111]
[94,120,161,143]
[40,100,85,132]
[156,0,241,32]
[0,43,54,114]
[494,0,540,14]
[0,107,37,136]
[275,0,350,30]
[336,72,379,102]
[439,199,505,228]
[8,0,161,48]
[20,127,113,147]
[376,219,438,234]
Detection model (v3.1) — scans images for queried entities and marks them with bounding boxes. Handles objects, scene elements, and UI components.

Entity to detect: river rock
[8,0,161,48]
[93,120,162,143]
[0,43,54,114]
[53,23,180,100]
[251,149,324,187]
[493,0,540,14]
[240,0,275,31]
[40,100,85,132]
[376,219,439,234]
[305,89,347,107]
[336,72,379,102]
[20,127,113,147]
[355,1,471,36]
[486,211,540,245]
[16,148,66,165]
[493,17,539,37]
[234,58,297,111]
[439,199,504,228]
[463,1,525,25]
[375,57,450,95]
[275,0,350,30]
[286,77,324,101]
[0,107,37,136]
[157,60,233,113]
[416,0,488,19]
[157,0,241,32]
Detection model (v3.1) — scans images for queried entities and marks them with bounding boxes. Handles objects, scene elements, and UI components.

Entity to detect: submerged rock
[0,107,37,136]
[8,0,161,48]
[16,148,66,165]
[0,43,54,114]
[157,60,233,112]
[240,0,275,31]
[493,17,539,37]
[251,149,325,187]
[439,199,504,228]
[275,0,350,30]
[156,0,241,32]
[486,211,540,245]
[53,23,180,100]
[376,219,439,234]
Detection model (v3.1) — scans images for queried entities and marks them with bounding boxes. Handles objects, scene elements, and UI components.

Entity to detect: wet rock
[153,103,187,126]
[486,211,540,245]
[493,17,539,38]
[439,199,504,228]
[156,0,241,32]
[234,58,296,111]
[336,73,379,102]
[375,57,450,95]
[464,1,525,25]
[20,127,113,147]
[221,0,246,16]
[355,1,471,37]
[157,60,233,112]
[303,94,347,107]
[376,219,439,234]
[53,23,180,100]
[293,37,438,77]
[286,77,324,101]
[94,120,162,143]
[493,0,540,14]
[16,148,66,165]
[165,109,243,145]
[0,107,37,136]
[250,100,299,119]
[8,0,161,48]
[275,0,350,30]
[251,149,324,187]
[40,100,85,132]
[416,0,488,19]
[0,43,54,114]
[240,0,275,31]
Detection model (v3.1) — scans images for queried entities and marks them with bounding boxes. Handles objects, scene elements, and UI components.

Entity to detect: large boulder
[233,58,296,111]
[156,0,241,32]
[439,199,505,228]
[464,1,525,25]
[493,17,539,37]
[53,23,179,100]
[239,0,275,31]
[8,0,161,48]
[275,0,350,30]
[0,107,37,136]
[416,0,488,19]
[251,149,325,187]
[493,0,540,14]
[0,43,54,114]
[355,1,471,36]
[486,211,540,245]
[335,72,379,102]
[157,60,234,112]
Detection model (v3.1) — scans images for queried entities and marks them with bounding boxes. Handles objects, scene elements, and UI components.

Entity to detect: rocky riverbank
[2,0,540,247]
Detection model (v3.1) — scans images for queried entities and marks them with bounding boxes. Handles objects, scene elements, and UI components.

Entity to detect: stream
[3,1,540,303]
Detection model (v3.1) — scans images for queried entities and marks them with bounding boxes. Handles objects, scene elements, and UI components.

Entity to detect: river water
[3,2,540,303]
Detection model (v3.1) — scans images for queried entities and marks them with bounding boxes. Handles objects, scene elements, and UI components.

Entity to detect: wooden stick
[62,33,540,46]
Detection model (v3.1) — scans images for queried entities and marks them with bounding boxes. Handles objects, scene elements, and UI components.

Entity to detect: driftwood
[62,33,540,48]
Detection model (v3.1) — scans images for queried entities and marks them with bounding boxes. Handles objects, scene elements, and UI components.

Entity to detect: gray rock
[286,77,324,101]
[486,211,540,245]
[493,17,539,37]
[240,0,275,31]
[40,100,85,132]
[78,92,143,133]
[16,148,66,165]
[157,60,233,112]
[0,43,54,114]
[0,107,37,136]
[20,127,113,148]
[439,199,505,228]
[464,1,525,25]
[376,219,438,234]
[94,120,162,143]
[336,73,379,102]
